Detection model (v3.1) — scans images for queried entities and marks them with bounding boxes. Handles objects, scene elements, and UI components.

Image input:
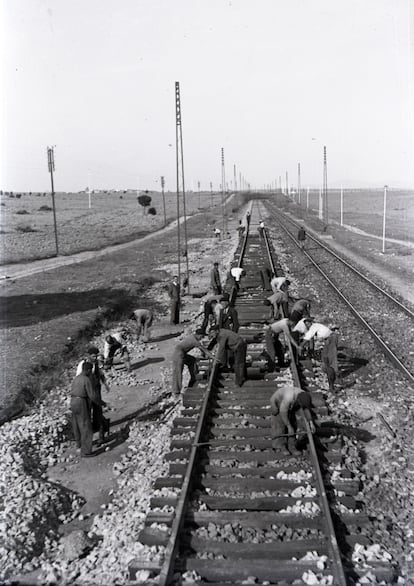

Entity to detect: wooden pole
[382,185,387,253]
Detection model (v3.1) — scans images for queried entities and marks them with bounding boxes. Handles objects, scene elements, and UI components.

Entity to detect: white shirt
[303,323,332,341]
[231,267,244,282]
[103,332,125,359]
[214,228,221,234]
[292,318,309,335]
[270,276,287,292]
[259,221,265,228]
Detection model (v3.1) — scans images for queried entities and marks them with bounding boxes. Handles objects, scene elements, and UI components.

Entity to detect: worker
[230,266,245,291]
[167,275,180,325]
[297,225,307,249]
[130,308,154,342]
[214,227,221,239]
[70,361,104,457]
[246,210,251,227]
[217,293,239,332]
[264,288,289,320]
[270,275,290,293]
[103,331,131,371]
[208,327,247,387]
[258,220,265,238]
[290,299,311,325]
[264,318,299,371]
[321,326,340,392]
[237,220,246,240]
[199,295,221,335]
[77,347,110,445]
[259,266,272,291]
[270,385,315,455]
[171,329,214,395]
[210,262,222,295]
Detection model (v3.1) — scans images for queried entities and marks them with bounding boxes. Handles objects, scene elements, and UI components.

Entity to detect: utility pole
[382,185,388,253]
[297,162,301,205]
[307,186,309,210]
[47,146,59,256]
[340,184,343,226]
[323,146,328,224]
[285,171,289,197]
[175,81,190,294]
[221,147,226,237]
[161,176,166,226]
[210,181,213,206]
[198,181,201,208]
[234,164,237,192]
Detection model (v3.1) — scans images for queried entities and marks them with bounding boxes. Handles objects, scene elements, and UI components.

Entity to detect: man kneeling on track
[270,385,316,456]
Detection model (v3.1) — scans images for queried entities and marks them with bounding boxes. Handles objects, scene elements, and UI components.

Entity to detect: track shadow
[92,428,129,455]
[151,331,183,343]
[0,288,135,328]
[130,356,165,371]
[318,421,376,442]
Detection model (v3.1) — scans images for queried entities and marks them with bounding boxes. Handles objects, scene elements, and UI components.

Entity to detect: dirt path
[0,216,191,282]
[0,195,237,282]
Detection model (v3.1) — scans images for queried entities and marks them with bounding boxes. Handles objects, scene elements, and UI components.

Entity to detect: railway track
[129,202,397,585]
[264,202,414,386]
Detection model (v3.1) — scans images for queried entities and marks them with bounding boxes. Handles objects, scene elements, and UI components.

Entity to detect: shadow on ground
[0,288,134,328]
[131,356,165,371]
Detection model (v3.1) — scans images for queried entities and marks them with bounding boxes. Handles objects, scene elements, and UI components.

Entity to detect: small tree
[137,193,152,214]
[148,207,157,216]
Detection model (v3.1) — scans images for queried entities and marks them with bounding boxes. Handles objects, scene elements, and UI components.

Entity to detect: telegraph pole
[175,82,190,294]
[285,171,289,197]
[297,162,301,205]
[234,164,237,192]
[221,147,226,237]
[198,181,201,208]
[323,146,328,224]
[47,146,59,256]
[382,185,388,253]
[210,181,213,206]
[161,176,166,226]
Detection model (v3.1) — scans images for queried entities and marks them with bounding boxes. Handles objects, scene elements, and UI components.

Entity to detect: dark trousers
[200,308,213,334]
[290,310,303,325]
[172,351,198,394]
[260,269,271,291]
[265,330,285,370]
[71,397,93,456]
[271,411,297,451]
[170,299,180,324]
[324,365,336,391]
[212,286,222,295]
[233,341,247,386]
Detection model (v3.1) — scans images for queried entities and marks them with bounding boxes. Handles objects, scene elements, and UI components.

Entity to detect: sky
[1,0,414,192]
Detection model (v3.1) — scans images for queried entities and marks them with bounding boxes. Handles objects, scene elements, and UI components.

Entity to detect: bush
[148,207,157,215]
[137,194,152,213]
[39,205,52,212]
[16,209,29,215]
[16,224,37,233]
[15,193,22,199]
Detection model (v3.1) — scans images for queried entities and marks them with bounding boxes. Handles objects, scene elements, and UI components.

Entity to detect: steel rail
[269,205,414,319]
[158,357,219,586]
[262,223,348,586]
[158,203,254,585]
[272,213,414,386]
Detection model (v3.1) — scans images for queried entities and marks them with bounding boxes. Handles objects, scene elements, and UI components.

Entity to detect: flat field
[0,190,222,264]
[302,188,414,242]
